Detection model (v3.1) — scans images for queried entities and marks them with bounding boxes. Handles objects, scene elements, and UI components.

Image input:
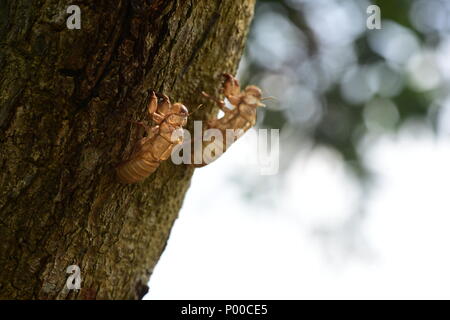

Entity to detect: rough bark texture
[0,0,255,300]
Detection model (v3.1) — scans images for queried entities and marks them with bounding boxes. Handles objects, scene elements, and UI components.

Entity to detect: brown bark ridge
[0,0,255,299]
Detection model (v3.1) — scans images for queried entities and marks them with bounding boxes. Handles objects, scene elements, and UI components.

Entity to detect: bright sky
[143,1,450,300]
[144,128,450,300]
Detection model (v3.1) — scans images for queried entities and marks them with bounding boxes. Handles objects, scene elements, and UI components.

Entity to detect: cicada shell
[116,92,188,184]
[192,73,265,167]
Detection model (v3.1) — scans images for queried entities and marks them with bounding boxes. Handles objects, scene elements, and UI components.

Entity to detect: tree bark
[0,0,255,300]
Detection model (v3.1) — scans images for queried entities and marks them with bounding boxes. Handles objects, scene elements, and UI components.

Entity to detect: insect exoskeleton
[191,73,265,167]
[116,92,189,184]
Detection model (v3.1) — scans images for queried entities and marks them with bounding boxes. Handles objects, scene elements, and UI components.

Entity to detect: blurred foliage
[238,0,450,182]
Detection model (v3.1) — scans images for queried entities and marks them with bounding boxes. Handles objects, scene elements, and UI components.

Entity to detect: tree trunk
[0,0,255,300]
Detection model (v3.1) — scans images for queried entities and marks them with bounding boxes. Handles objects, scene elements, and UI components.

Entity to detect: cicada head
[167,103,189,127]
[243,85,265,108]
